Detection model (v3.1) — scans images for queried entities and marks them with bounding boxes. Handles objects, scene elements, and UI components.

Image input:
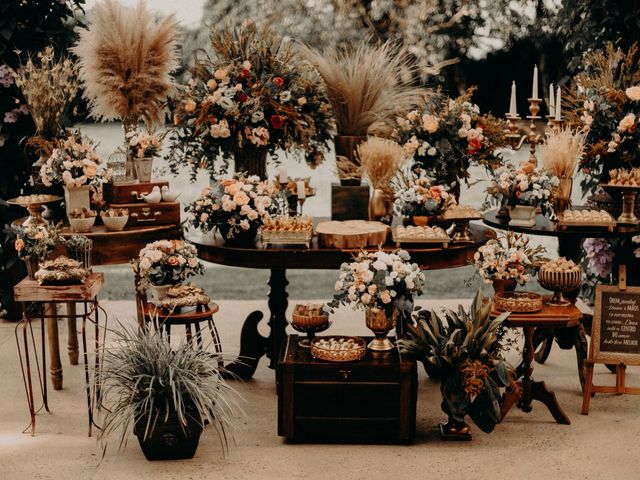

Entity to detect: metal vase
[65,240,93,270]
[368,188,393,224]
[134,157,154,183]
[24,256,40,280]
[365,307,397,351]
[553,177,573,215]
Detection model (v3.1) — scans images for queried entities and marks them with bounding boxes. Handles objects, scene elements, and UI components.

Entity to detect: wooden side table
[13,273,105,436]
[495,301,583,425]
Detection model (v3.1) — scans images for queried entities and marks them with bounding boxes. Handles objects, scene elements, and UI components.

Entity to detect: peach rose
[14,238,25,252]
[422,114,439,133]
[380,290,392,304]
[626,86,640,101]
[233,190,250,206]
[167,256,179,266]
[184,99,196,113]
[619,113,636,133]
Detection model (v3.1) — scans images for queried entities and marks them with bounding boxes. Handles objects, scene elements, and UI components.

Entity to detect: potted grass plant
[398,290,513,440]
[98,325,243,461]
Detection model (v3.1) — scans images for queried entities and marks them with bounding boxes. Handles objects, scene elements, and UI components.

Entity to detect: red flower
[467,138,482,155]
[273,77,284,87]
[240,68,250,79]
[270,115,285,129]
[238,93,249,103]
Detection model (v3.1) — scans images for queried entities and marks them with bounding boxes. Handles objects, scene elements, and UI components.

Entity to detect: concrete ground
[1,299,638,480]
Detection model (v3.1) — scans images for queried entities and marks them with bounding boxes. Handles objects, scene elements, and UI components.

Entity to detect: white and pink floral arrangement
[392,168,456,217]
[40,131,106,188]
[473,231,546,285]
[186,174,278,240]
[132,239,204,287]
[126,130,163,159]
[327,249,425,318]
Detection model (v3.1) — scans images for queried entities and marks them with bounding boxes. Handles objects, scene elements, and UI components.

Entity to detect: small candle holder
[450,220,473,243]
[297,196,306,216]
[618,188,639,225]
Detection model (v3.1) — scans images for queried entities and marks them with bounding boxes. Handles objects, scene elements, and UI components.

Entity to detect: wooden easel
[582,265,640,414]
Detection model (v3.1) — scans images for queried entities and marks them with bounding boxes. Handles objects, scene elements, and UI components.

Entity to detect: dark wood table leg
[67,302,79,365]
[267,269,288,369]
[574,324,588,392]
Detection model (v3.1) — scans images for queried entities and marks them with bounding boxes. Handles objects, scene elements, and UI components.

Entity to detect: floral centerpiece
[473,231,547,293]
[327,249,425,351]
[168,25,334,180]
[186,174,278,246]
[11,223,61,279]
[392,168,455,221]
[132,240,204,300]
[565,43,640,194]
[125,129,163,182]
[394,88,507,196]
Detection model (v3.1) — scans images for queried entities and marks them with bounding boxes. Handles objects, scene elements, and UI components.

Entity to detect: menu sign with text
[599,291,640,354]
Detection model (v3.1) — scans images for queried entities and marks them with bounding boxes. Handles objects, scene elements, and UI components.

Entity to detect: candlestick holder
[504,98,544,166]
[297,197,306,216]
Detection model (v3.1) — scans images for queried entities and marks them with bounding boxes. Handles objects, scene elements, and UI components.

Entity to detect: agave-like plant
[98,323,243,459]
[398,290,512,434]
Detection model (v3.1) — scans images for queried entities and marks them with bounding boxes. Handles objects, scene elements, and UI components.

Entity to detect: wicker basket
[292,312,330,329]
[494,291,543,313]
[311,336,366,362]
[261,229,313,247]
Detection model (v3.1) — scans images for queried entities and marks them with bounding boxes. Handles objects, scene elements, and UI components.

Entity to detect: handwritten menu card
[596,289,640,359]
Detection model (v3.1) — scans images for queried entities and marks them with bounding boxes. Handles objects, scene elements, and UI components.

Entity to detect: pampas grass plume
[541,128,586,178]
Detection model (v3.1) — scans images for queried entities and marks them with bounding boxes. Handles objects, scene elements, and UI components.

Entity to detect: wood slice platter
[316,220,389,249]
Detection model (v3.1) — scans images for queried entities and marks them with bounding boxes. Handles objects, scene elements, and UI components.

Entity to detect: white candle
[549,83,555,114]
[532,65,539,99]
[278,165,287,184]
[509,81,518,116]
[555,86,562,120]
[296,180,306,199]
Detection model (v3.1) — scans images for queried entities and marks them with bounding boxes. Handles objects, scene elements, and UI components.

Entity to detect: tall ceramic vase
[134,157,154,183]
[64,185,91,217]
[335,135,366,186]
[235,149,268,180]
[365,307,397,351]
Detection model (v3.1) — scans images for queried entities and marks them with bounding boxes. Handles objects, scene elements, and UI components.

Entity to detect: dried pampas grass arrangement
[541,128,586,178]
[72,0,179,129]
[358,137,406,190]
[300,42,426,137]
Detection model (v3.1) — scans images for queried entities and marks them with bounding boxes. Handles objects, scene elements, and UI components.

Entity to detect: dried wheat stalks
[10,46,78,137]
[358,137,406,190]
[72,0,179,129]
[541,128,585,178]
[299,41,426,137]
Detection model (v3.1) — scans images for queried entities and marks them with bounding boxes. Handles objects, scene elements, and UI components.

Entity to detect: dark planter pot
[492,278,517,295]
[219,223,259,247]
[235,149,268,180]
[134,409,203,461]
[335,135,366,186]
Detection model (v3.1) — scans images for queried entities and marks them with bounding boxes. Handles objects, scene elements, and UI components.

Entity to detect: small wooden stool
[13,273,106,436]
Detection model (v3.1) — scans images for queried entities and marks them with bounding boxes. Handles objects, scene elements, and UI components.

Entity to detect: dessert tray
[556,209,616,231]
[35,256,90,285]
[393,225,450,248]
[494,291,543,313]
[441,205,482,220]
[311,336,366,362]
[261,215,313,247]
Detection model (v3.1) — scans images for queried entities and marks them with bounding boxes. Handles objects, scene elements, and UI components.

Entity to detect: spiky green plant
[98,324,243,458]
[398,290,512,433]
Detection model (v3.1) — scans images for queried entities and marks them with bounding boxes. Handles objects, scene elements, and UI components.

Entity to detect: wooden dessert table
[13,273,105,435]
[495,301,583,425]
[188,222,491,379]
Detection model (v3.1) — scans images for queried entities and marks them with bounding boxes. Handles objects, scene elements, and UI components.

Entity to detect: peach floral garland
[132,239,204,287]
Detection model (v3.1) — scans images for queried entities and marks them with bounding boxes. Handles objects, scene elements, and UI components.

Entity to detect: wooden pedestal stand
[582,265,640,414]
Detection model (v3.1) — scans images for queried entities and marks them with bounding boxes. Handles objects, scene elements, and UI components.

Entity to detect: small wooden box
[103,181,169,204]
[106,201,181,227]
[277,334,417,443]
[331,183,370,221]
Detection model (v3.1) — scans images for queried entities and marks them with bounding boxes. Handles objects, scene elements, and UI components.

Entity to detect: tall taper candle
[532,65,539,99]
[296,180,306,199]
[549,83,555,113]
[509,81,518,116]
[278,165,287,184]
[555,86,562,120]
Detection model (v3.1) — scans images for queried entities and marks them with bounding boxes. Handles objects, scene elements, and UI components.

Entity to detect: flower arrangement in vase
[473,231,547,294]
[392,167,455,224]
[485,162,559,226]
[126,130,163,183]
[11,223,62,279]
[394,88,507,197]
[186,174,278,246]
[168,25,334,180]
[38,131,106,216]
[132,240,204,301]
[327,249,425,351]
[564,43,640,195]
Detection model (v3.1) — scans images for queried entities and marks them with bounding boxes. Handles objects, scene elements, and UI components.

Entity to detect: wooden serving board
[316,220,389,249]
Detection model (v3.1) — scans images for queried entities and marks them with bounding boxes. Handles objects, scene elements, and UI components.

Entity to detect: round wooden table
[188,222,492,379]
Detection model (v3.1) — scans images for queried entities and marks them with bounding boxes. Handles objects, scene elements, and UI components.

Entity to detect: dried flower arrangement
[357,137,406,192]
[394,88,507,194]
[564,43,640,194]
[540,128,586,178]
[72,0,179,130]
[10,46,78,138]
[167,24,334,180]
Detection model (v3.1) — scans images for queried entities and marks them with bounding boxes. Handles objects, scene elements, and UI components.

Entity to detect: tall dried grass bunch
[300,41,425,137]
[72,0,179,129]
[541,128,585,178]
[10,46,78,138]
[358,137,406,191]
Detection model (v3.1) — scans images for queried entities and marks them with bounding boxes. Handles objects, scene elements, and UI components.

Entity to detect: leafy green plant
[398,290,512,433]
[98,325,243,457]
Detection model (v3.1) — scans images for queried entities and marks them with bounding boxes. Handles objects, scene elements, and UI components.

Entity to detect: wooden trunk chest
[103,181,169,204]
[106,201,181,227]
[277,334,417,443]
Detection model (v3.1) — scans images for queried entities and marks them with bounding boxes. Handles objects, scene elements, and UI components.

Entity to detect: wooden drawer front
[294,382,399,418]
[294,418,402,441]
[107,201,181,227]
[103,181,169,204]
[294,364,399,382]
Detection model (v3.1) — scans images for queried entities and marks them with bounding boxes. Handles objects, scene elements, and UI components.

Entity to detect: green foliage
[398,289,512,433]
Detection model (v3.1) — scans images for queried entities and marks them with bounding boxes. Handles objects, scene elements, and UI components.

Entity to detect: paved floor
[1,299,638,480]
